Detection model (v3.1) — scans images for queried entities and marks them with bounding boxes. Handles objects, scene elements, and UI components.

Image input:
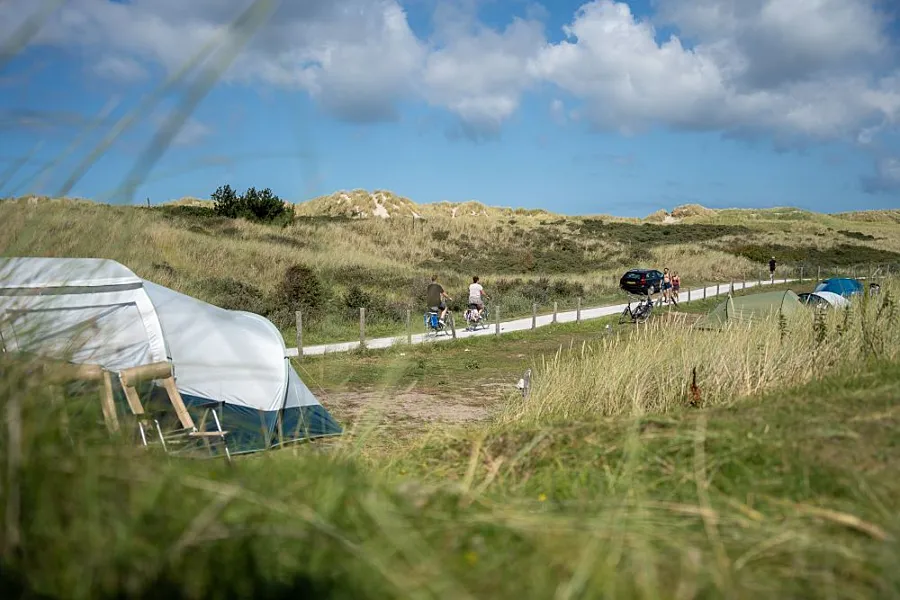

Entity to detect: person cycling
[426,274,452,325]
[467,275,489,320]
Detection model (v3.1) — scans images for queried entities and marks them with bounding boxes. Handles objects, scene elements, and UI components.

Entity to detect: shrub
[200,277,269,315]
[211,184,242,218]
[278,264,327,315]
[211,184,290,224]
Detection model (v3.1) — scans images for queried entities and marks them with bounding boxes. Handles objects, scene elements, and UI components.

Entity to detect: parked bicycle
[619,295,654,324]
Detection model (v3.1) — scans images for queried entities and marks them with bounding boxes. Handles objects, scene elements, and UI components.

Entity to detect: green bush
[277,264,327,315]
[212,184,290,224]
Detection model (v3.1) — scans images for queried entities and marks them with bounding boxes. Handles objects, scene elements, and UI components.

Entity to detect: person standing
[769,257,777,283]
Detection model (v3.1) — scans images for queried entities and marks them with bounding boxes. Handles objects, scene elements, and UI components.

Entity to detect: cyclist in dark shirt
[426,275,452,324]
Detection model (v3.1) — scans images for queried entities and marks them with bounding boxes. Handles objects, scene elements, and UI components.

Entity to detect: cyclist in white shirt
[468,276,489,319]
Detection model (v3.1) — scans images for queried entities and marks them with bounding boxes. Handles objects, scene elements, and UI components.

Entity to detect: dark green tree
[211,184,241,218]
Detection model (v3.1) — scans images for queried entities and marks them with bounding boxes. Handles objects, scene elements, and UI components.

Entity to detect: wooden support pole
[101,371,119,433]
[295,310,303,360]
[532,303,537,329]
[495,306,500,336]
[359,308,366,347]
[817,265,821,282]
[450,313,457,339]
[576,297,582,323]
[552,301,558,324]
[800,267,804,283]
[406,308,412,344]
[703,285,707,300]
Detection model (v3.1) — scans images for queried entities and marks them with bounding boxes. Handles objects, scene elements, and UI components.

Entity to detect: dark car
[619,268,664,296]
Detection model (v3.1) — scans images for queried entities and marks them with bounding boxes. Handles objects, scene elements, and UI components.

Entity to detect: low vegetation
[2,281,899,598]
[3,193,900,345]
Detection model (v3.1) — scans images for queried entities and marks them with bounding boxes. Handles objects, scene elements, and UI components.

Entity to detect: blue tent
[814,277,864,298]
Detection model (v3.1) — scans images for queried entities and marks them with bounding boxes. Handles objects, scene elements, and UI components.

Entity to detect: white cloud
[422,17,545,134]
[91,55,147,82]
[1,0,899,150]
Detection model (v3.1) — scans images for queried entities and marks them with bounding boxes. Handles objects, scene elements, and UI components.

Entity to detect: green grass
[3,347,900,598]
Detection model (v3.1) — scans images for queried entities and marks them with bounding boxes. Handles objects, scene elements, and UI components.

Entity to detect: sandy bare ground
[320,382,515,432]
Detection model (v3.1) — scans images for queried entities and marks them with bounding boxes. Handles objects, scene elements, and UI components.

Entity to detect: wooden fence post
[800,266,804,283]
[532,303,537,330]
[552,301,558,324]
[576,297,582,324]
[817,266,821,282]
[716,282,720,296]
[406,308,411,344]
[495,306,500,336]
[295,310,303,360]
[703,285,707,300]
[687,287,691,302]
[450,313,457,339]
[359,308,366,348]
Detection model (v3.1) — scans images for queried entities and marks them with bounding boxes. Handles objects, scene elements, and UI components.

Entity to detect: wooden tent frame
[116,361,231,462]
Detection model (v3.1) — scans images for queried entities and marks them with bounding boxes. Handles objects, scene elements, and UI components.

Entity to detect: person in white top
[467,276,489,319]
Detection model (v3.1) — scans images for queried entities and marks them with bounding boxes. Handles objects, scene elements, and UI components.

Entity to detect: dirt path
[320,381,514,432]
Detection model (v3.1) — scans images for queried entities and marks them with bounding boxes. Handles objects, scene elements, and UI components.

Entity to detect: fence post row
[296,264,897,352]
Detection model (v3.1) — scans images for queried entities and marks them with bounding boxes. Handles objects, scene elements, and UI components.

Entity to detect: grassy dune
[2,193,900,344]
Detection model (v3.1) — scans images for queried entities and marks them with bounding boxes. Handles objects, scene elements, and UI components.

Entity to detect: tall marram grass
[507,282,900,426]
[3,351,900,599]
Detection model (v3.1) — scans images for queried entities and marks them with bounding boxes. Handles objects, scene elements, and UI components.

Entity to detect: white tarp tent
[0,257,340,452]
[799,290,850,309]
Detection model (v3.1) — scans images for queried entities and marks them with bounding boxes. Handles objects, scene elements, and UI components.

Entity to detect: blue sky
[1,0,899,216]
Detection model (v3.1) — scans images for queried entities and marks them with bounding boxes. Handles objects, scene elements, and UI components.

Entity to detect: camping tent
[695,289,805,330]
[0,257,341,453]
[814,277,863,297]
[798,291,850,309]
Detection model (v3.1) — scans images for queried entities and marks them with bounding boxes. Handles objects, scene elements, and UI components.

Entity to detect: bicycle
[619,295,654,324]
[424,308,452,337]
[463,304,490,331]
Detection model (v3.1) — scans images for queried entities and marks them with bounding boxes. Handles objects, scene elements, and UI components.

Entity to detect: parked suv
[619,268,664,296]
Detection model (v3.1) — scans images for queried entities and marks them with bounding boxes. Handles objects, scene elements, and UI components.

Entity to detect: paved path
[286,278,797,357]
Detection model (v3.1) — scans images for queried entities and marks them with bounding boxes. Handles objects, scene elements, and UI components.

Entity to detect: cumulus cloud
[1,0,899,149]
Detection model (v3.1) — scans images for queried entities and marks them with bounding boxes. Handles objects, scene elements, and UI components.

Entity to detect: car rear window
[624,272,642,280]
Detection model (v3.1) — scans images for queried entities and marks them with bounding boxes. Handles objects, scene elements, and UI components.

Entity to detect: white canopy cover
[0,257,340,451]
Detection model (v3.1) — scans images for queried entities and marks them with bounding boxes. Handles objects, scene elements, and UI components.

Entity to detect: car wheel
[648,285,656,295]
